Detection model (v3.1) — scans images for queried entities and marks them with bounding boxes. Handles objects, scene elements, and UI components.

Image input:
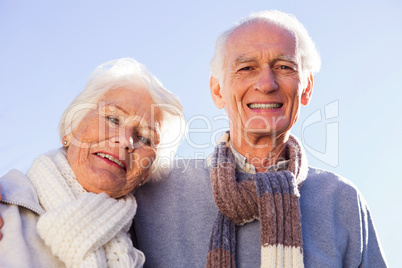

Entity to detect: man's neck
[229,130,288,172]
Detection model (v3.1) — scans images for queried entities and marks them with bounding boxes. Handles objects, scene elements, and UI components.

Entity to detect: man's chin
[243,126,291,140]
[245,127,282,135]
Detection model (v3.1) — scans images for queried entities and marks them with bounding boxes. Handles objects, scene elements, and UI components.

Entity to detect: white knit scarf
[27,149,145,268]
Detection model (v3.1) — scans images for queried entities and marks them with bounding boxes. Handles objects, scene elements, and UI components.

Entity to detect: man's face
[211,21,312,145]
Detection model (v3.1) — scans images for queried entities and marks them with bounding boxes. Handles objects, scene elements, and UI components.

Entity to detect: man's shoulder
[172,158,209,169]
[141,158,210,193]
[303,166,361,201]
[167,158,210,178]
[307,166,357,186]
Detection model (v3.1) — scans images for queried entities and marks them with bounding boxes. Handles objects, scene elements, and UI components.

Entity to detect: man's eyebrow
[233,56,258,66]
[276,55,299,65]
[233,55,299,66]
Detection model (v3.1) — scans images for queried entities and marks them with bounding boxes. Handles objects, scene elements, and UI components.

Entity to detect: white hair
[210,10,321,86]
[59,58,186,181]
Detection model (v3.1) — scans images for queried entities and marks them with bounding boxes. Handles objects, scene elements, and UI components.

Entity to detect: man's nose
[254,66,278,93]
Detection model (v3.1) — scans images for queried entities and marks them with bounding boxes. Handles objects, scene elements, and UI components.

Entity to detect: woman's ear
[210,76,225,109]
[301,73,314,106]
[138,169,152,188]
[62,134,73,147]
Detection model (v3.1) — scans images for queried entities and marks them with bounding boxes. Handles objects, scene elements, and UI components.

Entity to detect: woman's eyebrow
[138,123,160,133]
[103,104,129,115]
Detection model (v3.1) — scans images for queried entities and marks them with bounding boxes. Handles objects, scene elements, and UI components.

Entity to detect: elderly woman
[0,58,185,267]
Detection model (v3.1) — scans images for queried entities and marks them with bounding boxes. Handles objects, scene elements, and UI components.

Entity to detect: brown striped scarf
[207,134,308,267]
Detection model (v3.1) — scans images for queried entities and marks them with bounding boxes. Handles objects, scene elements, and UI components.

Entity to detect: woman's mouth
[95,152,126,170]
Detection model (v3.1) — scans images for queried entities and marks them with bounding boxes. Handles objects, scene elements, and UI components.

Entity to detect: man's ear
[301,73,314,106]
[210,76,225,109]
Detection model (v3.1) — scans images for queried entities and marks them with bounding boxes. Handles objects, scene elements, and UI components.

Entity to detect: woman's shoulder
[0,171,64,267]
[0,169,44,215]
[1,169,30,197]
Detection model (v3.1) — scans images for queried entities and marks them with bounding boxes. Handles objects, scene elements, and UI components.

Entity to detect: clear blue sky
[1,0,401,266]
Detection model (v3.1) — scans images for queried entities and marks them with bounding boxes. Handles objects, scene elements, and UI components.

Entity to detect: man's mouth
[95,152,126,170]
[247,103,283,109]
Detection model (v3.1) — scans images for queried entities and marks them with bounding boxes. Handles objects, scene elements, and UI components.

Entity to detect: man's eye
[238,66,253,71]
[107,116,119,125]
[280,65,292,70]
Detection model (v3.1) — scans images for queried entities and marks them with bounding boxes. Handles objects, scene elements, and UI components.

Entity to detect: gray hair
[59,58,186,181]
[210,10,321,86]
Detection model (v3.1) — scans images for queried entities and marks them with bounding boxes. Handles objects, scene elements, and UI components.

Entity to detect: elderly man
[134,10,387,267]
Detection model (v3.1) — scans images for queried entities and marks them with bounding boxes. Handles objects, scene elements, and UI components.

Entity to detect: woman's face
[66,86,162,198]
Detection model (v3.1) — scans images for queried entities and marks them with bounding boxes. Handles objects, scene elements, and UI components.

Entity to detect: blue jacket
[133,159,387,267]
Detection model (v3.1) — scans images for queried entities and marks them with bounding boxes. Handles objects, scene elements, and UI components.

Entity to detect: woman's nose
[110,129,135,153]
[127,137,135,153]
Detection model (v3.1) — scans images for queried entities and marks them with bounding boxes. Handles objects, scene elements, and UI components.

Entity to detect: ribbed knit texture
[207,134,308,268]
[27,149,145,268]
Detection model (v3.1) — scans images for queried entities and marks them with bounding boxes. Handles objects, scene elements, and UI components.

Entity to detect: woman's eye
[139,136,150,145]
[107,116,119,125]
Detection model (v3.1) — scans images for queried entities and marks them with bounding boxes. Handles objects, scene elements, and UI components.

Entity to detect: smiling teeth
[248,103,282,109]
[96,153,125,169]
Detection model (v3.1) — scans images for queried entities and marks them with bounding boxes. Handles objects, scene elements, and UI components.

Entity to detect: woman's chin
[79,171,127,196]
